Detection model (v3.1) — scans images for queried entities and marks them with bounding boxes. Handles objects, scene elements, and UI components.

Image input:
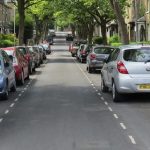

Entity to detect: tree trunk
[18,0,25,45]
[109,0,129,44]
[88,23,94,44]
[101,20,107,45]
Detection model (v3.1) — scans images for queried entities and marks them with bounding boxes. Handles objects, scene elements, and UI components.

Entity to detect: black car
[66,34,74,41]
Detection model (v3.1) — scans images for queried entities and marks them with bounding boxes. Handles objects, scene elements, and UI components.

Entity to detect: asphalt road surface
[0,37,150,150]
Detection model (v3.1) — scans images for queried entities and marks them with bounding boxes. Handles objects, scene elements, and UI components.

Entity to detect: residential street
[0,39,149,150]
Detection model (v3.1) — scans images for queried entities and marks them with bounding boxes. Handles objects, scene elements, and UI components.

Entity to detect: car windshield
[124,48,150,62]
[94,47,114,54]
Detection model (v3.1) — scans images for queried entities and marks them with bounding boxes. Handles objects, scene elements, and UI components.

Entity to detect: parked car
[69,41,80,57]
[76,44,93,63]
[26,46,36,71]
[40,43,51,54]
[0,49,16,100]
[32,46,41,67]
[2,47,29,85]
[86,46,115,73]
[66,34,74,41]
[101,45,150,102]
[17,46,34,74]
[38,45,47,60]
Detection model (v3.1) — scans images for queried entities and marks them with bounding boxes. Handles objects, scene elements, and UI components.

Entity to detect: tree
[109,0,129,44]
[13,0,43,45]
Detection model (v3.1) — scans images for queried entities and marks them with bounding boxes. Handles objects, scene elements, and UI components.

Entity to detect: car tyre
[101,75,109,92]
[10,82,16,92]
[87,66,92,73]
[112,82,122,102]
[20,71,25,85]
[3,83,8,100]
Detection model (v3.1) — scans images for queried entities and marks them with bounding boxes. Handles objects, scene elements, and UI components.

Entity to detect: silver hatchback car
[86,46,114,73]
[101,45,150,102]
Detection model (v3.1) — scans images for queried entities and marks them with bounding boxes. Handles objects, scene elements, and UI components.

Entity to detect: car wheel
[71,53,75,57]
[20,71,25,85]
[10,82,16,92]
[3,83,8,100]
[101,75,109,92]
[87,66,92,73]
[112,82,122,102]
[29,65,32,74]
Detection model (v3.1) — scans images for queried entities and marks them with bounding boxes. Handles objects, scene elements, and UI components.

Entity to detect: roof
[119,44,150,50]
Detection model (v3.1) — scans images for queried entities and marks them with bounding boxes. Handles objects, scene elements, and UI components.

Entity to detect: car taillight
[117,61,128,74]
[90,54,96,60]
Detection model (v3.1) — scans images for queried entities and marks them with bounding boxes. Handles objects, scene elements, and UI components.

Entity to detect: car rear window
[94,47,114,54]
[124,48,150,62]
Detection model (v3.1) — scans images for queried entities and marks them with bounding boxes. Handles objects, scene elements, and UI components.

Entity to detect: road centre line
[0,118,3,123]
[96,90,98,92]
[104,101,108,105]
[98,93,101,96]
[74,60,94,84]
[128,135,136,144]
[14,98,18,102]
[108,107,113,112]
[120,123,127,130]
[101,97,104,101]
[19,94,22,97]
[22,91,24,93]
[113,114,119,119]
[4,110,9,114]
[10,103,15,108]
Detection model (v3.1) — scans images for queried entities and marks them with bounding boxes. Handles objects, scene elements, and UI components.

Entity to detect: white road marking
[19,94,22,97]
[96,90,98,92]
[120,123,127,130]
[113,114,119,119]
[91,84,94,86]
[104,101,108,105]
[10,103,15,108]
[26,85,29,88]
[98,93,101,96]
[22,91,24,93]
[93,87,96,89]
[5,110,9,114]
[24,88,27,90]
[129,135,136,144]
[101,97,104,101]
[0,118,3,123]
[14,98,18,102]
[108,107,113,112]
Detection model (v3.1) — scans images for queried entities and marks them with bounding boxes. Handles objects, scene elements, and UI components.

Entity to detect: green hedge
[0,34,16,48]
[108,34,120,44]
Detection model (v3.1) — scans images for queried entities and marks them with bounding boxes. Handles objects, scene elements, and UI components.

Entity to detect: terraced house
[0,0,14,34]
[107,0,150,42]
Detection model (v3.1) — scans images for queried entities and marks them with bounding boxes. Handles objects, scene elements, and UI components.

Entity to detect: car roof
[93,45,115,49]
[119,44,150,50]
[1,47,16,51]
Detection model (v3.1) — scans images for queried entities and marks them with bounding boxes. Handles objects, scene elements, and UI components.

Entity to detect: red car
[2,47,29,85]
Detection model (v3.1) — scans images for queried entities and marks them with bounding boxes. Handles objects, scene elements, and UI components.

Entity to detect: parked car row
[0,43,51,100]
[71,42,150,102]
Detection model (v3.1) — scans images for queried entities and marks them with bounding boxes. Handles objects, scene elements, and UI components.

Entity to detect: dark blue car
[0,50,16,100]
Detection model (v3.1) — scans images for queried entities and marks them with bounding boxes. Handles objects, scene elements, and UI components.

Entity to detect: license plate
[139,84,150,89]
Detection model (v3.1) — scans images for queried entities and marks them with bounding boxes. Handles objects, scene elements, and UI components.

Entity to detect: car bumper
[89,60,104,69]
[115,74,150,93]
